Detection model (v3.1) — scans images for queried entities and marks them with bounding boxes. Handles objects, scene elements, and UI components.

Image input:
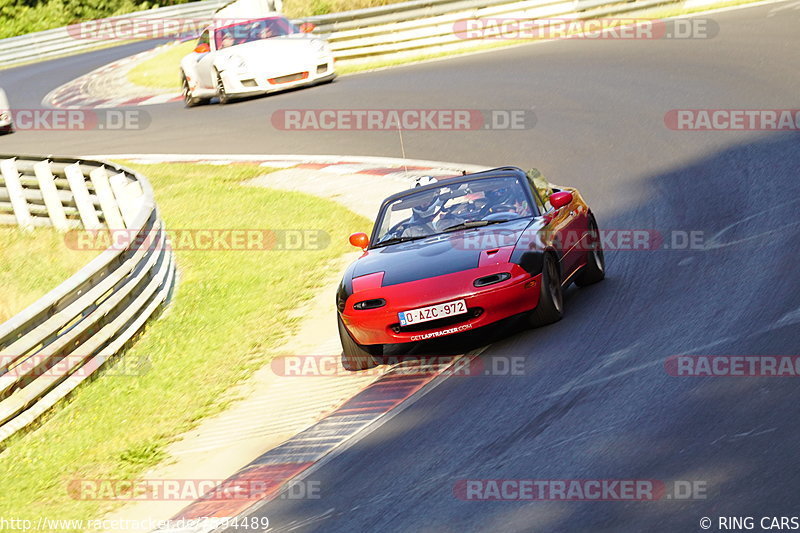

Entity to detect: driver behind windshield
[219,31,235,49]
[401,194,444,238]
[375,177,533,246]
[258,21,276,39]
[482,184,532,217]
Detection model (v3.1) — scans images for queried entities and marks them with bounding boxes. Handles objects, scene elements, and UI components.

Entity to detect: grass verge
[0,162,369,529]
[338,0,773,74]
[125,0,768,91]
[127,41,196,89]
[0,228,99,323]
[282,0,408,18]
[0,0,408,40]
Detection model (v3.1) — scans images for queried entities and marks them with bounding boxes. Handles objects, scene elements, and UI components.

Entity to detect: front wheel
[215,71,230,105]
[181,71,209,107]
[337,314,381,371]
[181,73,202,108]
[528,253,564,327]
[575,216,605,287]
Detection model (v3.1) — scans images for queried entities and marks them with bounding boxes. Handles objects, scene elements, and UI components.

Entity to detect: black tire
[215,71,230,105]
[575,217,605,287]
[528,252,564,327]
[181,73,202,108]
[337,314,381,371]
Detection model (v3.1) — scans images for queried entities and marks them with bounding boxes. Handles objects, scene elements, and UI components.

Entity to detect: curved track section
[2,3,798,532]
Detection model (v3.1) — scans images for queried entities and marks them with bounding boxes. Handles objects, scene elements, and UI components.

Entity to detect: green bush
[0,0,415,40]
[0,0,189,39]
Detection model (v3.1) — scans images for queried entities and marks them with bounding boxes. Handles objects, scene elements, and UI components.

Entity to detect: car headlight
[353,298,386,310]
[221,54,247,71]
[474,272,511,288]
[310,39,327,53]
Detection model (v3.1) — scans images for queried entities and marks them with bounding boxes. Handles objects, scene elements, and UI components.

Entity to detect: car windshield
[373,176,533,246]
[214,17,297,49]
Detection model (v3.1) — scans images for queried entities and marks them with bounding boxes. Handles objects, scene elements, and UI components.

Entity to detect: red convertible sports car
[336,166,605,370]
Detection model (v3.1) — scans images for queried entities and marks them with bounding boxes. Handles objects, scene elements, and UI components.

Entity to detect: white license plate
[398,299,467,327]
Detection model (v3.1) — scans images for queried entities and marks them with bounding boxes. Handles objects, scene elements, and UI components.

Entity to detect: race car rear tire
[337,314,381,371]
[528,252,564,327]
[215,71,230,105]
[181,73,205,108]
[575,216,605,287]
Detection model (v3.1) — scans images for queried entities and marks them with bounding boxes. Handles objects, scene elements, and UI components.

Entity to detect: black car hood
[352,218,533,287]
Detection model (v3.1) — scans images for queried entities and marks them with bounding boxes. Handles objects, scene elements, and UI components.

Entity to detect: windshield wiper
[442,218,513,232]
[373,234,429,248]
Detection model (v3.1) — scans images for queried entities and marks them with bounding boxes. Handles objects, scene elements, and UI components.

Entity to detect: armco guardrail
[1,0,685,69]
[315,0,680,64]
[0,155,175,444]
[0,0,229,67]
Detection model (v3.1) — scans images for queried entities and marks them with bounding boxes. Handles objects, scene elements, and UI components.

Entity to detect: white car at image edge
[0,88,13,133]
[180,15,335,106]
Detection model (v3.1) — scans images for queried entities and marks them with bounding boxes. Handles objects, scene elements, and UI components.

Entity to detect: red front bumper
[341,264,541,346]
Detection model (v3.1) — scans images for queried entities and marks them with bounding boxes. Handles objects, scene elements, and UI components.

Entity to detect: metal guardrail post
[0,155,176,444]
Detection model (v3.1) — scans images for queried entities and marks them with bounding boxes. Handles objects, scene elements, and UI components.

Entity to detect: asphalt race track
[2,2,799,531]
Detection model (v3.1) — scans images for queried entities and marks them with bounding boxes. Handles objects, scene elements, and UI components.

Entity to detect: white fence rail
[0,0,683,69]
[0,156,176,444]
[320,0,677,64]
[0,0,229,67]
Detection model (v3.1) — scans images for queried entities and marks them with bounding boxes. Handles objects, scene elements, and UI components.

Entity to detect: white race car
[180,16,335,106]
[0,88,13,133]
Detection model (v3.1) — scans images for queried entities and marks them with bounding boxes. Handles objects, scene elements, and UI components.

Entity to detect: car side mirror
[299,22,316,33]
[194,43,210,54]
[550,191,573,209]
[349,232,370,250]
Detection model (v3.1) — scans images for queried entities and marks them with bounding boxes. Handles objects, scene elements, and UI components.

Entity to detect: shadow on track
[233,132,800,533]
